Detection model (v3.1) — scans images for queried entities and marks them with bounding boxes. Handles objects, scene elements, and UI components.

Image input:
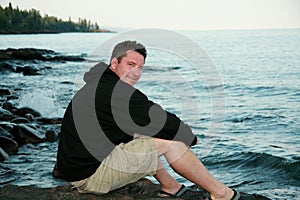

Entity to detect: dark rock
[36,117,62,125]
[22,66,41,76]
[0,88,11,96]
[0,107,14,121]
[0,62,15,73]
[52,163,63,179]
[13,107,41,118]
[0,178,271,200]
[13,88,23,91]
[40,66,52,70]
[0,147,9,161]
[45,130,58,142]
[9,124,45,146]
[6,95,19,101]
[24,113,35,121]
[51,55,85,62]
[16,66,41,76]
[0,136,18,155]
[60,81,74,85]
[0,48,85,62]
[2,102,15,112]
[11,117,30,124]
[0,48,54,61]
[0,123,14,135]
[15,66,23,73]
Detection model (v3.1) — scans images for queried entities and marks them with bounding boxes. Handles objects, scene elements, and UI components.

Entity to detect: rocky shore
[0,48,84,161]
[0,48,271,199]
[0,89,61,160]
[0,48,85,76]
[0,177,272,200]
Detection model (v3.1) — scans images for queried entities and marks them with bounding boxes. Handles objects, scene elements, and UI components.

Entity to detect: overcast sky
[1,0,299,30]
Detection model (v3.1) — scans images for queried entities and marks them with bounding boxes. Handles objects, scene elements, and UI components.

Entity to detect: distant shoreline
[0,29,114,35]
[0,3,113,35]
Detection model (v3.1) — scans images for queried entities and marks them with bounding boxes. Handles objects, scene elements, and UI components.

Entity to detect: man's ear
[110,58,118,71]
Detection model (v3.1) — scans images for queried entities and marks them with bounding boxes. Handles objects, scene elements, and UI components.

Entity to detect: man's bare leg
[154,159,182,195]
[153,138,234,200]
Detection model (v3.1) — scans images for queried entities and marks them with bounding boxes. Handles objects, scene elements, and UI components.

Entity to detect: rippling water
[0,29,299,199]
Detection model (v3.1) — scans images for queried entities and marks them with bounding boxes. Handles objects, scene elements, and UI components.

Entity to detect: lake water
[0,28,299,199]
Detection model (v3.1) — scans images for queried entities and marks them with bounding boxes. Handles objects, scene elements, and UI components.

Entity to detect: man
[56,41,254,200]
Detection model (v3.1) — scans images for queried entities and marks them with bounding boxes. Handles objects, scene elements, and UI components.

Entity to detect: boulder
[13,107,41,118]
[9,124,45,146]
[0,147,9,161]
[0,62,15,73]
[24,113,35,121]
[22,66,41,76]
[45,130,59,142]
[36,117,63,125]
[0,48,53,61]
[52,163,63,179]
[2,102,15,112]
[0,126,13,138]
[0,88,11,96]
[11,117,30,124]
[0,178,271,200]
[0,48,85,62]
[0,107,14,121]
[0,123,14,135]
[6,95,19,101]
[0,136,18,155]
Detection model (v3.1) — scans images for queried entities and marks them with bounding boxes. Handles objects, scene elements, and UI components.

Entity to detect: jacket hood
[83,62,108,83]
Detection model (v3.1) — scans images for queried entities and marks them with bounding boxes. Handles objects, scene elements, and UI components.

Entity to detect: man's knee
[153,138,187,155]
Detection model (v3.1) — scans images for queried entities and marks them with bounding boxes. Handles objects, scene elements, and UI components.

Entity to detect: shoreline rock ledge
[0,178,271,200]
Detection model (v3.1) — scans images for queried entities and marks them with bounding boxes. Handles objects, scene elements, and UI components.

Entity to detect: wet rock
[24,113,35,121]
[0,62,15,73]
[0,107,14,121]
[0,178,164,200]
[60,81,74,85]
[36,117,62,125]
[13,107,41,118]
[0,178,271,200]
[52,163,63,179]
[0,123,14,135]
[45,130,59,142]
[0,88,11,96]
[2,102,15,112]
[18,66,41,76]
[0,48,53,61]
[11,117,30,124]
[0,136,18,155]
[0,48,85,62]
[6,95,19,101]
[0,147,9,161]
[51,55,85,62]
[9,124,45,146]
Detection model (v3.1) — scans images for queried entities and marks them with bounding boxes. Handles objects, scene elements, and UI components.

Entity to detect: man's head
[110,41,147,86]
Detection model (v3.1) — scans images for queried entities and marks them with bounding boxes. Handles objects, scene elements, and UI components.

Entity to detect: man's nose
[131,66,141,74]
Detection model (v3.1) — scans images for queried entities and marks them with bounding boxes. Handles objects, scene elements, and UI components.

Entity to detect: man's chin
[120,79,136,86]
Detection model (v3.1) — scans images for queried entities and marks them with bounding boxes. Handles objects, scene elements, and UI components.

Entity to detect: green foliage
[0,3,101,33]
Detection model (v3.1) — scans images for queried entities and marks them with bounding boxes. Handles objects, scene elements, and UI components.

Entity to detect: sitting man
[56,40,254,200]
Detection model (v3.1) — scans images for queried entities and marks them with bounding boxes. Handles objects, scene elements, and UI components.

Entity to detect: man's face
[110,50,145,86]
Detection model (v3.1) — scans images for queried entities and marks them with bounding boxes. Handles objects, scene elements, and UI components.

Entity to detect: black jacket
[57,62,197,181]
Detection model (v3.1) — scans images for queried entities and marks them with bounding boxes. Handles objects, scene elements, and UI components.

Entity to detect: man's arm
[129,89,197,146]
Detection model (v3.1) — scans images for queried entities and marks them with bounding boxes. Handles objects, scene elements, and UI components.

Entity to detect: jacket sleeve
[128,89,197,146]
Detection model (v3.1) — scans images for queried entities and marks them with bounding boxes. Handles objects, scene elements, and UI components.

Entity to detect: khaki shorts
[70,137,158,194]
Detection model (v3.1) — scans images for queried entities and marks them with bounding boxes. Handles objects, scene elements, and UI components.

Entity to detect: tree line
[0,3,105,34]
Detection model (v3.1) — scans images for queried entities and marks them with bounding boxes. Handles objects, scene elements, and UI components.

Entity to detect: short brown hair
[110,40,147,62]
